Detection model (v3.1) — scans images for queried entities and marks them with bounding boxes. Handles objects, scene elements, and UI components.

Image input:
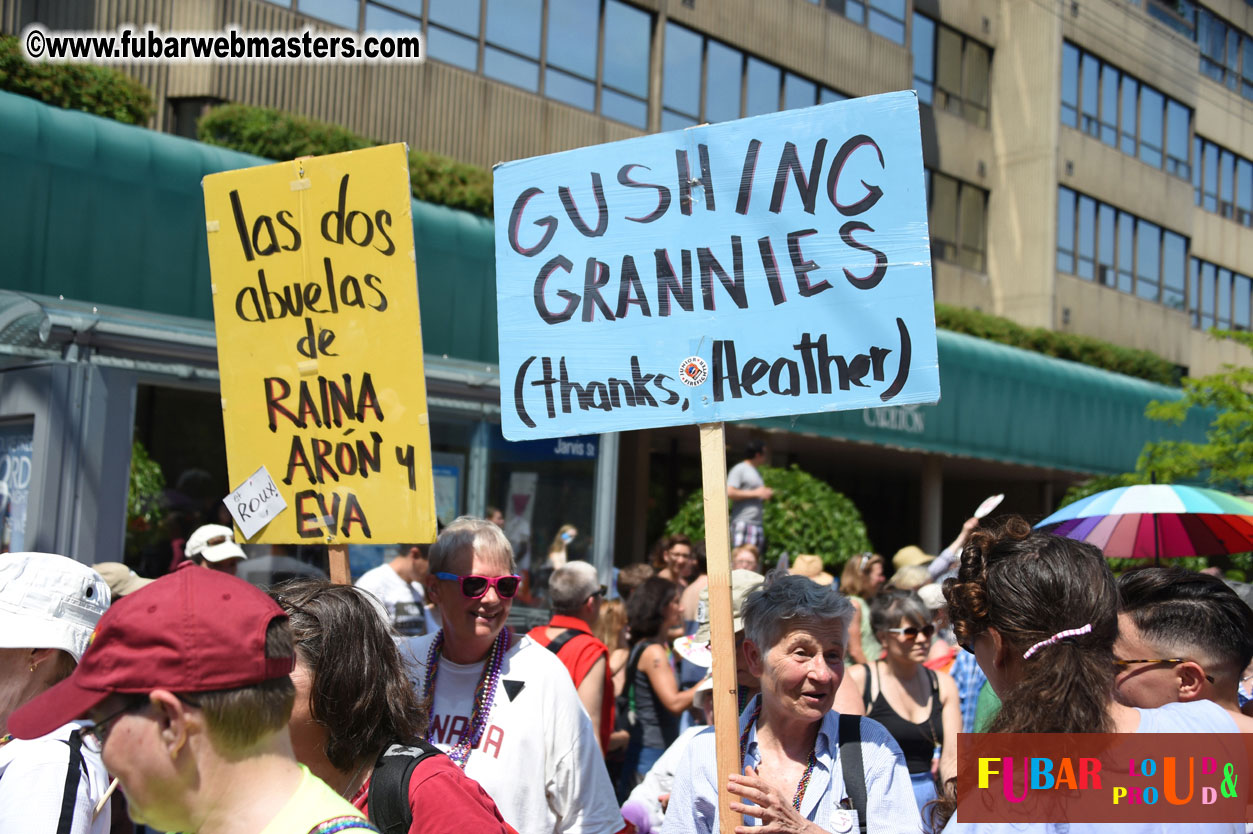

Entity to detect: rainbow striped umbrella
[1035,485,1253,560]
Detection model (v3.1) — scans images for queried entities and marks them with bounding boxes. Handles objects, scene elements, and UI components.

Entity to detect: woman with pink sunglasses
[404,516,627,834]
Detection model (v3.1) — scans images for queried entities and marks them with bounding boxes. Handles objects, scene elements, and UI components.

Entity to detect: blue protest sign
[493,90,939,440]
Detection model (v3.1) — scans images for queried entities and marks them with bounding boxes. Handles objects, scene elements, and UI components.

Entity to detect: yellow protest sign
[203,143,436,544]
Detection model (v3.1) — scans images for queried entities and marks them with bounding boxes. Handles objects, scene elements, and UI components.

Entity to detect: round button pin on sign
[679,356,708,387]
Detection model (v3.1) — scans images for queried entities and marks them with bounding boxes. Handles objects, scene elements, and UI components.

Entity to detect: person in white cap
[185,523,247,576]
[0,552,112,834]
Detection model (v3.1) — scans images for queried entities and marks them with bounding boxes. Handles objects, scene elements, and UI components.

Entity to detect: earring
[28,663,37,673]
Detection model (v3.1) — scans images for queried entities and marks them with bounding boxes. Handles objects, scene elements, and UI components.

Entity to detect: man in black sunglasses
[404,516,628,834]
[1115,566,1253,731]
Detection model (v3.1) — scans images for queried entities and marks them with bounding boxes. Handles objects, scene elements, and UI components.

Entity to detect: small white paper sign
[226,465,288,540]
[974,493,1005,519]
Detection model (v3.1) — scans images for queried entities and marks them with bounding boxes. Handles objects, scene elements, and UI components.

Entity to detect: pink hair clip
[1022,623,1093,660]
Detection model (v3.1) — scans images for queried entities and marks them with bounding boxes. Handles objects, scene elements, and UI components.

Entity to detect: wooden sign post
[203,144,438,578]
[328,543,351,585]
[699,422,742,833]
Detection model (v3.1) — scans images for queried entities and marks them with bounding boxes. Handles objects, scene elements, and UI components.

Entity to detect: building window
[296,0,360,30]
[1136,2,1253,103]
[1193,136,1253,227]
[1146,0,1196,39]
[1197,7,1250,94]
[928,170,988,272]
[1057,187,1190,310]
[1165,100,1190,176]
[427,0,479,71]
[807,0,906,45]
[1192,258,1253,330]
[661,22,701,129]
[601,0,651,127]
[867,0,906,44]
[485,0,541,92]
[546,0,599,112]
[365,2,421,31]
[661,22,847,128]
[913,13,991,128]
[322,0,654,128]
[1057,187,1076,273]
[1060,41,1191,179]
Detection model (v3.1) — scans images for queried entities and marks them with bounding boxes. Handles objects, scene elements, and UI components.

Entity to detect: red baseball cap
[9,564,294,740]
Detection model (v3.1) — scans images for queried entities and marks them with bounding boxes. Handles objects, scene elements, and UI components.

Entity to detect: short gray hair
[869,589,931,635]
[742,575,855,651]
[550,562,600,613]
[428,516,516,575]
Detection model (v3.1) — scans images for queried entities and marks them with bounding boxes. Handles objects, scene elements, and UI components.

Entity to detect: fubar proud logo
[955,733,1251,824]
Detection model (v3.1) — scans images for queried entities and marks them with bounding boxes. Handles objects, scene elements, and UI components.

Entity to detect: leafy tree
[0,34,154,124]
[1138,329,1253,492]
[198,104,494,216]
[125,441,166,562]
[664,464,870,571]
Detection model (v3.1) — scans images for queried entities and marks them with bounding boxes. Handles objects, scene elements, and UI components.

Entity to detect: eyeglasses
[435,572,522,599]
[1113,657,1215,684]
[887,625,936,640]
[589,585,608,600]
[79,699,149,753]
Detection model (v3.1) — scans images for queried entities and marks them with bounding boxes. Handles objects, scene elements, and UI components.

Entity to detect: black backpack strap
[366,740,443,834]
[543,628,583,657]
[838,714,868,834]
[57,731,85,834]
[623,641,649,719]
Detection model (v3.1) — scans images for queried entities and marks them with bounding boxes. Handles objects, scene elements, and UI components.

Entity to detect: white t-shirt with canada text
[402,632,623,834]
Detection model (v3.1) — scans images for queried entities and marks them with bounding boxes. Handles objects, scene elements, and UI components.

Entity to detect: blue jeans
[911,770,938,830]
[617,740,666,801]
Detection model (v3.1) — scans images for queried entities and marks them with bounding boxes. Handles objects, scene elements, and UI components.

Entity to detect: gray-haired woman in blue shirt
[661,574,921,834]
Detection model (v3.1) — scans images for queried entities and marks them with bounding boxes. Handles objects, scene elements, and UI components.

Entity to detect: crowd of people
[4,498,1253,834]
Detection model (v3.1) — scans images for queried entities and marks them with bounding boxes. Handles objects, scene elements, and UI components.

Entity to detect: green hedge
[936,304,1180,386]
[198,103,494,217]
[0,34,154,124]
[664,464,871,570]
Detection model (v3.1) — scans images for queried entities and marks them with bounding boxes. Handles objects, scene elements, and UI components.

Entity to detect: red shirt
[527,614,614,751]
[351,751,516,834]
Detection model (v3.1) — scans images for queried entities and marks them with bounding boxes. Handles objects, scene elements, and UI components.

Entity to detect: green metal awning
[749,330,1210,475]
[0,89,499,365]
[0,89,1208,476]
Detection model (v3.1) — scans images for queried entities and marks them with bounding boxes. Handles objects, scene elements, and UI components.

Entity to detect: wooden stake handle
[328,543,350,585]
[699,423,740,834]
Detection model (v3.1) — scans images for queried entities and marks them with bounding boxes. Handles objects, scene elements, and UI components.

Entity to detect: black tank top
[862,662,942,773]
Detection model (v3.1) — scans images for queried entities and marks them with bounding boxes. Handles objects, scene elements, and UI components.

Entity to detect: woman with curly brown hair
[936,517,1239,833]
[271,579,514,834]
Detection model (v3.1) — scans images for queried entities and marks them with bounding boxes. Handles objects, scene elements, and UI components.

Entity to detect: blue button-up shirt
[660,701,922,834]
[950,650,988,735]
